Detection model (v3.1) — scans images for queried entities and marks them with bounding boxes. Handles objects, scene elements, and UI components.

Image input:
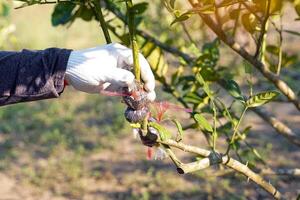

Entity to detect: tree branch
[90,0,112,44]
[158,139,282,199]
[260,168,300,177]
[252,107,300,146]
[187,0,300,112]
[132,23,300,148]
[136,23,300,148]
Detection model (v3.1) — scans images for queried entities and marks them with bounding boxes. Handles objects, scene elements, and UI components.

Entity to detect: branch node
[208,151,222,165]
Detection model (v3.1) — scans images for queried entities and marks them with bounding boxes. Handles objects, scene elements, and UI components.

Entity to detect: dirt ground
[0,100,299,200]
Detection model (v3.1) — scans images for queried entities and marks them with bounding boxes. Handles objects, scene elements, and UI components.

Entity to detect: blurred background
[0,0,299,199]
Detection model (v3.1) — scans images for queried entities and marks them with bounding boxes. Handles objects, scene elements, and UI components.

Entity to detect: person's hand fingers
[104,67,135,91]
[147,90,156,102]
[138,54,156,93]
[120,51,156,101]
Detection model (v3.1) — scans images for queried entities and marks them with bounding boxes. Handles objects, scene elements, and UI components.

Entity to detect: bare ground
[0,102,299,200]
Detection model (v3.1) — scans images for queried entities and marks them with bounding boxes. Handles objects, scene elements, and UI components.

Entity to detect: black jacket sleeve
[0,48,72,106]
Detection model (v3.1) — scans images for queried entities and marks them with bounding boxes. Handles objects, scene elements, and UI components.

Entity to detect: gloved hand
[65,43,156,101]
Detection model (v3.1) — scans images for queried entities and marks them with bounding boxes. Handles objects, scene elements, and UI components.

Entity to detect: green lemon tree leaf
[148,122,172,141]
[51,2,76,26]
[246,91,280,108]
[171,119,183,142]
[171,12,191,26]
[194,113,213,132]
[130,2,148,15]
[223,79,244,101]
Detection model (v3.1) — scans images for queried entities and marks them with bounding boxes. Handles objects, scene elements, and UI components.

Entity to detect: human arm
[0,48,71,106]
[0,43,156,107]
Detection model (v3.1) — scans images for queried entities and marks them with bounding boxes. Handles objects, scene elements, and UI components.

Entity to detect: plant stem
[125,0,146,133]
[212,100,217,151]
[91,1,112,44]
[255,0,271,59]
[126,0,141,81]
[226,105,248,154]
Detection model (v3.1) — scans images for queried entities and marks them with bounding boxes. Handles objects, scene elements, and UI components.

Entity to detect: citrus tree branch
[134,24,300,148]
[116,20,300,147]
[252,107,300,146]
[260,168,300,177]
[139,30,300,147]
[187,0,300,112]
[158,139,282,199]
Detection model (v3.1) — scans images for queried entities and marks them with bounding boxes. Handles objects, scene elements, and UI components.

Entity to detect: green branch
[126,0,141,81]
[90,1,112,44]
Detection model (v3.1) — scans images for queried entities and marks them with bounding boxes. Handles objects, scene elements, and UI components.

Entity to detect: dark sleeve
[0,48,72,106]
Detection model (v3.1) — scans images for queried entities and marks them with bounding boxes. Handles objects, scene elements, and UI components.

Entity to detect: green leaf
[195,73,211,97]
[244,61,252,74]
[77,6,93,21]
[252,149,263,160]
[171,66,184,85]
[130,2,148,15]
[148,122,172,141]
[246,91,280,108]
[171,12,191,26]
[0,2,10,17]
[241,13,258,33]
[171,119,183,142]
[266,45,279,55]
[183,92,203,104]
[194,113,213,132]
[51,2,76,26]
[223,80,244,101]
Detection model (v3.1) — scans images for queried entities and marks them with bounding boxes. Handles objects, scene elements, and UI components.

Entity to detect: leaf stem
[226,105,248,154]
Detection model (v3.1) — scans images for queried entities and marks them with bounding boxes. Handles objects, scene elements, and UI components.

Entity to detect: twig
[90,0,112,44]
[252,107,300,146]
[232,3,241,36]
[180,22,197,47]
[270,17,283,75]
[158,139,282,199]
[226,105,248,154]
[260,168,300,177]
[254,0,271,59]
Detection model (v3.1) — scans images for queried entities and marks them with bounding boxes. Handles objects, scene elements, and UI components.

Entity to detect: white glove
[65,43,156,101]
